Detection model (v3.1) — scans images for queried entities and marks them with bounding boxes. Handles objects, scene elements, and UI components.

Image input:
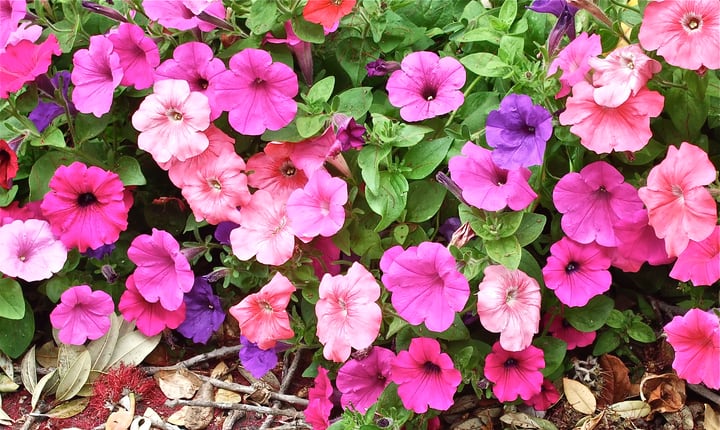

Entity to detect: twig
[647,296,685,320]
[196,374,309,407]
[259,351,304,430]
[164,399,303,419]
[222,410,245,430]
[142,345,242,375]
[687,383,720,406]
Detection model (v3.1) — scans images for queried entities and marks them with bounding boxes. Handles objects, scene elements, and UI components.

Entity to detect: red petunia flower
[302,0,356,32]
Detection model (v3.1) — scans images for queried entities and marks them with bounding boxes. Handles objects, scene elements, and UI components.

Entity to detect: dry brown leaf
[607,400,651,419]
[183,382,215,430]
[577,411,604,430]
[598,354,632,407]
[499,412,541,429]
[639,373,686,414]
[36,341,59,368]
[563,378,596,415]
[705,404,720,430]
[155,368,203,400]
[210,362,231,379]
[167,406,189,426]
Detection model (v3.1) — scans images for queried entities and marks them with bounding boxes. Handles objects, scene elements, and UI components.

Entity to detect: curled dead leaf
[598,354,632,407]
[705,404,720,430]
[639,373,686,414]
[563,378,596,415]
[155,367,203,400]
[577,411,604,430]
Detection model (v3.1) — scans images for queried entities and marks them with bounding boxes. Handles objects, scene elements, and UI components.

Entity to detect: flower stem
[443,75,484,131]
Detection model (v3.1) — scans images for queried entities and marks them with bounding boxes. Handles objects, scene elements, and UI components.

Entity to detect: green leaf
[296,113,329,138]
[534,336,567,377]
[498,35,524,64]
[453,26,502,44]
[0,301,34,358]
[605,309,626,329]
[476,211,524,240]
[392,224,409,244]
[405,180,447,223]
[113,156,146,186]
[366,172,408,232]
[484,236,521,269]
[0,279,25,320]
[460,53,512,77]
[665,87,707,140]
[0,185,18,207]
[29,151,75,201]
[305,76,335,104]
[498,0,517,27]
[628,321,656,343]
[357,145,391,192]
[290,17,324,43]
[334,87,373,119]
[414,313,470,341]
[515,212,546,246]
[402,136,452,180]
[336,37,378,87]
[565,296,614,332]
[246,0,277,35]
[29,128,66,148]
[593,330,622,355]
[74,113,111,144]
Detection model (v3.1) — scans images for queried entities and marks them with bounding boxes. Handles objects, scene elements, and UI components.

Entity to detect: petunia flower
[0,219,67,282]
[50,285,114,345]
[664,308,720,389]
[176,277,225,344]
[638,0,720,71]
[547,32,600,98]
[669,226,720,287]
[286,169,348,241]
[589,44,662,108]
[0,200,44,226]
[528,0,579,54]
[380,242,469,332]
[542,311,596,350]
[448,142,537,211]
[83,243,116,260]
[246,142,310,201]
[142,0,227,32]
[525,378,561,411]
[132,79,211,164]
[29,71,77,133]
[332,113,366,151]
[542,236,612,307]
[302,0,356,32]
[127,228,195,311]
[391,337,462,413]
[484,342,545,402]
[265,21,314,85]
[0,34,61,99]
[213,221,238,246]
[638,142,718,257]
[119,274,187,337]
[316,262,382,362]
[604,212,673,272]
[485,93,553,170]
[41,162,130,252]
[365,58,401,77]
[0,139,18,189]
[70,35,123,117]
[305,367,333,430]
[107,22,160,90]
[336,346,395,413]
[0,0,26,47]
[239,336,285,378]
[214,48,299,136]
[386,51,466,122]
[229,272,296,350]
[477,265,542,351]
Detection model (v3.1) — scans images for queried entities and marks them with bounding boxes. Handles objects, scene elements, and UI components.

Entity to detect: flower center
[423,361,441,373]
[198,78,209,90]
[506,286,518,303]
[682,13,702,32]
[332,0,343,5]
[621,52,635,70]
[0,150,9,165]
[253,77,265,86]
[504,358,518,368]
[280,160,297,177]
[526,126,535,133]
[260,300,273,312]
[209,178,222,190]
[671,184,684,199]
[168,109,183,121]
[566,262,578,273]
[495,169,508,186]
[77,192,98,207]
[421,86,437,101]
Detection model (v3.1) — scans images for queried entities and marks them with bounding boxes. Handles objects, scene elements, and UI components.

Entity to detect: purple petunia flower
[214,221,239,246]
[82,243,116,260]
[365,58,400,77]
[176,277,225,344]
[333,113,366,151]
[29,71,76,132]
[485,94,553,170]
[239,335,289,378]
[528,0,578,54]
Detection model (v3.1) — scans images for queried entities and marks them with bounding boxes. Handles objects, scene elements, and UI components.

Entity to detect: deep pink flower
[0,0,26,47]
[303,0,356,31]
[0,201,43,226]
[0,219,67,282]
[119,274,187,337]
[638,142,717,257]
[484,342,545,402]
[127,228,195,311]
[525,379,561,411]
[305,367,333,430]
[542,312,596,350]
[553,161,646,246]
[547,32,601,98]
[604,212,673,272]
[589,44,662,108]
[308,236,342,278]
[71,35,123,117]
[380,242,470,332]
[664,308,720,389]
[50,285,114,345]
[41,162,130,252]
[316,262,382,362]
[287,169,347,241]
[229,272,296,350]
[214,48,298,136]
[639,0,720,71]
[142,0,226,32]
[542,237,612,307]
[391,337,462,413]
[336,346,395,412]
[265,21,314,85]
[0,138,18,189]
[477,265,542,351]
[386,51,466,122]
[0,34,61,99]
[107,23,160,90]
[448,142,537,211]
[670,226,720,287]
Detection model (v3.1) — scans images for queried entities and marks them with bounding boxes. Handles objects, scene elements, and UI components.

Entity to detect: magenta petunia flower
[332,113,366,151]
[448,142,537,211]
[71,35,123,117]
[41,162,130,252]
[386,51,466,122]
[542,236,612,307]
[316,262,382,362]
[0,34,61,99]
[50,285,114,345]
[664,308,720,389]
[553,161,646,247]
[336,346,395,413]
[214,48,298,136]
[589,44,662,108]
[127,228,195,311]
[391,337,462,413]
[107,23,160,90]
[525,378,561,411]
[547,32,600,98]
[142,0,227,32]
[670,226,720,287]
[0,219,67,282]
[380,242,470,332]
[477,265,542,352]
[286,169,348,241]
[484,342,545,402]
[305,367,333,430]
[542,311,596,350]
[176,277,225,344]
[119,274,187,337]
[0,0,26,47]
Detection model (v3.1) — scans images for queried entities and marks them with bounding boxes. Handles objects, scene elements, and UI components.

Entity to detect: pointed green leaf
[0,279,25,320]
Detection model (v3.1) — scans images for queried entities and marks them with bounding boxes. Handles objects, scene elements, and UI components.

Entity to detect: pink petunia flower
[107,23,160,90]
[305,367,333,430]
[336,346,395,412]
[448,142,537,211]
[391,337,462,413]
[142,0,227,32]
[589,44,662,108]
[41,162,130,252]
[477,265,541,352]
[50,285,114,345]
[316,262,382,362]
[664,308,720,389]
[308,236,342,278]
[638,0,720,71]
[547,32,601,98]
[670,225,720,287]
[127,228,195,311]
[542,236,612,307]
[229,272,296,350]
[0,0,26,47]
[229,190,295,266]
[386,51,466,122]
[119,274,187,337]
[246,142,310,201]
[553,161,646,247]
[638,142,718,257]
[380,242,470,332]
[214,48,299,136]
[484,342,545,402]
[286,169,348,241]
[542,311,596,350]
[0,201,44,226]
[303,0,356,32]
[132,79,211,164]
[71,35,123,117]
[0,34,61,99]
[602,211,673,272]
[525,378,561,411]
[165,124,237,181]
[265,21,314,85]
[0,219,67,282]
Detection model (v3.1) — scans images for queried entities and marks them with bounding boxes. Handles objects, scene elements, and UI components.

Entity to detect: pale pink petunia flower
[477,265,541,351]
[107,23,160,90]
[664,308,720,389]
[132,79,211,164]
[638,0,720,71]
[214,48,298,136]
[589,44,662,108]
[386,51,466,122]
[142,0,226,32]
[484,342,545,402]
[670,225,720,287]
[127,228,195,311]
[71,35,123,117]
[229,272,296,350]
[230,190,295,266]
[638,142,718,257]
[336,346,395,412]
[548,32,601,98]
[0,219,67,282]
[305,367,333,430]
[380,242,470,332]
[286,169,348,241]
[316,262,382,362]
[50,285,114,345]
[165,124,237,181]
[119,274,187,337]
[0,33,61,99]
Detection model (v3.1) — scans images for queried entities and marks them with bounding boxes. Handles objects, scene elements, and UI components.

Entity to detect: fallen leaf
[0,351,13,380]
[32,369,59,410]
[0,374,19,393]
[598,354,632,406]
[107,331,161,369]
[0,396,14,426]
[577,411,604,430]
[639,373,686,414]
[608,400,651,419]
[210,362,231,379]
[500,412,541,428]
[45,397,89,418]
[21,346,37,395]
[184,382,215,430]
[155,368,203,400]
[168,406,188,426]
[563,378,596,415]
[55,348,92,402]
[36,341,59,368]
[87,313,121,373]
[106,408,133,430]
[705,404,720,430]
